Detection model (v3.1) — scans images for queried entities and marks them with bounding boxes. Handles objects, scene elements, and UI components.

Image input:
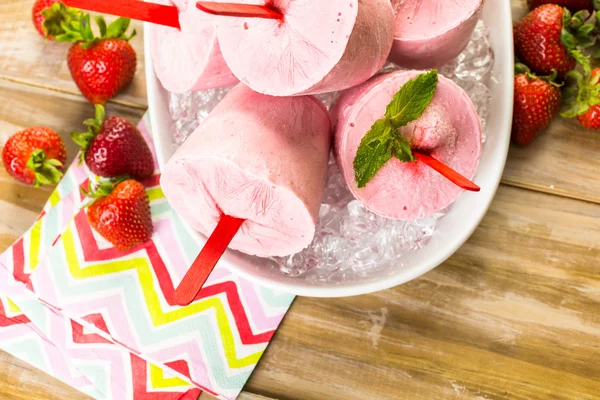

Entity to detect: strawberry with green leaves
[84,178,153,251]
[514,4,594,79]
[2,127,67,187]
[511,65,562,146]
[33,0,80,40]
[53,13,137,104]
[561,67,600,130]
[72,105,154,179]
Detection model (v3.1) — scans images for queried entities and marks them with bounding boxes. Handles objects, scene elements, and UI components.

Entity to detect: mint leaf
[391,132,414,163]
[354,71,438,188]
[354,119,395,188]
[385,70,438,128]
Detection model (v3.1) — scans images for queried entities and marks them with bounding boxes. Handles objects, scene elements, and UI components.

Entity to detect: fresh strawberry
[33,0,80,40]
[84,179,152,251]
[1,127,67,186]
[514,4,594,78]
[72,105,154,179]
[512,65,562,146]
[54,14,137,104]
[561,68,600,129]
[528,0,594,12]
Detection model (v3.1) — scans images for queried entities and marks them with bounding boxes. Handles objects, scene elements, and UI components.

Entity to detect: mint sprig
[354,70,438,188]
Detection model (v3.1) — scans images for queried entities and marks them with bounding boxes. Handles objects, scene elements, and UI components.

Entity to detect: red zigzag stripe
[74,210,275,344]
[0,301,30,327]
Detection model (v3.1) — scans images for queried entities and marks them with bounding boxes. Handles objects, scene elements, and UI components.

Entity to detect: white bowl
[144,0,514,297]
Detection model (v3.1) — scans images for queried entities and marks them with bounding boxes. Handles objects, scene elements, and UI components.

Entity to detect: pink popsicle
[331,71,482,220]
[161,84,332,257]
[213,0,395,96]
[388,0,483,69]
[149,0,238,93]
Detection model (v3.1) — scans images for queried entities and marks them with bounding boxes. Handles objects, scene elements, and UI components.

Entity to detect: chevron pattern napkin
[0,114,295,400]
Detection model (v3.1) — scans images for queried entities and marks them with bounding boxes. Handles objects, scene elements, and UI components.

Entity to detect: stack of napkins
[0,114,295,400]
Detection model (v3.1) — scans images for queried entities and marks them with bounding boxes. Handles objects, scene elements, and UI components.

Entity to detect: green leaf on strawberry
[54,11,136,49]
[26,149,64,188]
[71,104,105,165]
[561,68,600,121]
[40,2,81,39]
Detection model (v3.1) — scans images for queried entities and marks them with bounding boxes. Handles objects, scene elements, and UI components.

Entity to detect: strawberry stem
[196,2,283,19]
[413,151,480,192]
[26,149,64,188]
[174,215,245,306]
[61,0,180,29]
[72,104,105,165]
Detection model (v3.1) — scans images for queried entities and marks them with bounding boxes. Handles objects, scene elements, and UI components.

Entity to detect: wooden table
[1,0,599,399]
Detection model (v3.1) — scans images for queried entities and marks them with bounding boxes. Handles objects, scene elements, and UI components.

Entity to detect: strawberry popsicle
[388,0,483,69]
[161,83,332,257]
[212,0,395,96]
[331,71,482,220]
[149,0,238,93]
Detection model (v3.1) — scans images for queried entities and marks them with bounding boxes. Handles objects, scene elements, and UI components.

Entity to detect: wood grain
[244,186,600,400]
[0,352,90,400]
[0,0,147,109]
[0,0,599,399]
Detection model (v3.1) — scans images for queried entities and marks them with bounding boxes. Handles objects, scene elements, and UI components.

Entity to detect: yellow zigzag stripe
[149,364,191,389]
[147,187,164,202]
[61,227,261,368]
[7,298,21,314]
[49,190,61,207]
[29,218,43,271]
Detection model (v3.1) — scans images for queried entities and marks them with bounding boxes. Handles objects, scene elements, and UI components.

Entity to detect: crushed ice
[166,20,494,282]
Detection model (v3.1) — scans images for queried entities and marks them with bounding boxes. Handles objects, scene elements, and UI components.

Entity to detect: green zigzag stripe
[45,239,253,390]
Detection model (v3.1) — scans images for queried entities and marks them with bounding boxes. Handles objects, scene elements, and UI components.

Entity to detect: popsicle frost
[215,0,395,96]
[331,71,482,220]
[161,84,332,257]
[388,0,483,69]
[149,0,238,93]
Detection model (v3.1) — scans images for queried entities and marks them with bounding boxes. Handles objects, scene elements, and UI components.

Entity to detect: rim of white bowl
[144,0,514,298]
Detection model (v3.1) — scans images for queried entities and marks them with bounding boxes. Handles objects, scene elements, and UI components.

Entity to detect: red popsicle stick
[61,0,181,29]
[196,2,283,19]
[173,215,245,306]
[414,151,480,192]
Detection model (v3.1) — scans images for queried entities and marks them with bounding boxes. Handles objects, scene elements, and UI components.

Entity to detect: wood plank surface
[244,185,600,400]
[0,351,90,400]
[0,0,598,399]
[0,0,147,109]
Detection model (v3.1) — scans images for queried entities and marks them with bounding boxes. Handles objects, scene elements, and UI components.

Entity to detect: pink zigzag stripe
[27,258,59,305]
[47,313,129,400]
[153,219,190,284]
[65,293,141,352]
[0,322,93,389]
[237,279,288,330]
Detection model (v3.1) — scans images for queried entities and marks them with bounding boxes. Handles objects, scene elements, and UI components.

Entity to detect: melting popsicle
[331,70,482,220]
[197,0,395,96]
[149,0,238,92]
[388,0,484,69]
[161,84,332,305]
